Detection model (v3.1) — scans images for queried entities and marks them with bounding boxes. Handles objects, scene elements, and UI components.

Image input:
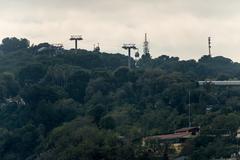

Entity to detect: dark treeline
[0,37,240,160]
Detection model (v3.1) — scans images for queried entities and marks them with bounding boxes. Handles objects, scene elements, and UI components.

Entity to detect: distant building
[143,127,200,144]
[142,127,200,155]
[198,81,240,86]
[36,43,64,56]
[5,96,26,106]
[175,127,200,135]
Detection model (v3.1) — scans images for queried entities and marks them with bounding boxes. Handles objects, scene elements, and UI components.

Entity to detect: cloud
[1,0,240,61]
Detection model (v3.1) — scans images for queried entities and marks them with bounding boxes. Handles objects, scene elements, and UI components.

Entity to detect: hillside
[1,38,240,160]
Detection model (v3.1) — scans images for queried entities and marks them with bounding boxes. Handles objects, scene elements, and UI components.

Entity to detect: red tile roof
[143,127,200,141]
[175,127,198,133]
[144,132,191,141]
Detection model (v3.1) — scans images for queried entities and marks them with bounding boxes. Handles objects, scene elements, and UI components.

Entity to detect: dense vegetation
[1,37,240,159]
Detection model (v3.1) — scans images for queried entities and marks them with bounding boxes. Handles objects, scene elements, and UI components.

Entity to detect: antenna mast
[122,44,137,69]
[208,37,212,56]
[70,35,83,53]
[143,33,150,56]
[93,43,100,52]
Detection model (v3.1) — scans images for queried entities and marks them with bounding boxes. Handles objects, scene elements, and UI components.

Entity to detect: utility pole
[188,90,191,128]
[208,37,212,56]
[122,44,137,69]
[70,35,83,53]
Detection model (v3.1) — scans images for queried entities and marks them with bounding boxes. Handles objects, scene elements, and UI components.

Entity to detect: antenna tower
[122,44,137,69]
[208,37,212,56]
[143,33,150,56]
[70,35,83,53]
[93,43,100,52]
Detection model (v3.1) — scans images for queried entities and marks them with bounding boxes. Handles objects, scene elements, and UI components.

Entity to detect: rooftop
[144,132,191,141]
[175,127,199,133]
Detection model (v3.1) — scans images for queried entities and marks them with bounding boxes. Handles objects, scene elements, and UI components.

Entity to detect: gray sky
[1,0,240,61]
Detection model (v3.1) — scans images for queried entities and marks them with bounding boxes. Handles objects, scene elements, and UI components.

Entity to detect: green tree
[0,37,30,52]
[66,70,90,103]
[18,64,46,85]
[36,117,134,160]
[100,116,116,130]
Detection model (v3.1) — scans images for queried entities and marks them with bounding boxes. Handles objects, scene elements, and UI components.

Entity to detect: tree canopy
[0,37,240,159]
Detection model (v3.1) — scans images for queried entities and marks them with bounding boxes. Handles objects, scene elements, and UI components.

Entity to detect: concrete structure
[198,81,240,86]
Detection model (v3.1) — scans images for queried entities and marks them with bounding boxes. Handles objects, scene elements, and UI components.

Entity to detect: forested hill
[1,37,240,160]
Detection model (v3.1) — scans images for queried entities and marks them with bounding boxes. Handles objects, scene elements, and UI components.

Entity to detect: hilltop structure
[93,43,101,53]
[143,33,150,57]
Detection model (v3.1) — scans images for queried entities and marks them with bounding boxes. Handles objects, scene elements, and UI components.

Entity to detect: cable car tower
[70,35,83,53]
[122,44,137,69]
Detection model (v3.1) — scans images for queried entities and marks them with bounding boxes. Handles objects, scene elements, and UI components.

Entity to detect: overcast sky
[1,0,240,61]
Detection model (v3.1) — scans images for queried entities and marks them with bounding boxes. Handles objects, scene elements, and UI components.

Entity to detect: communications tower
[93,43,100,52]
[208,37,212,56]
[143,33,150,56]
